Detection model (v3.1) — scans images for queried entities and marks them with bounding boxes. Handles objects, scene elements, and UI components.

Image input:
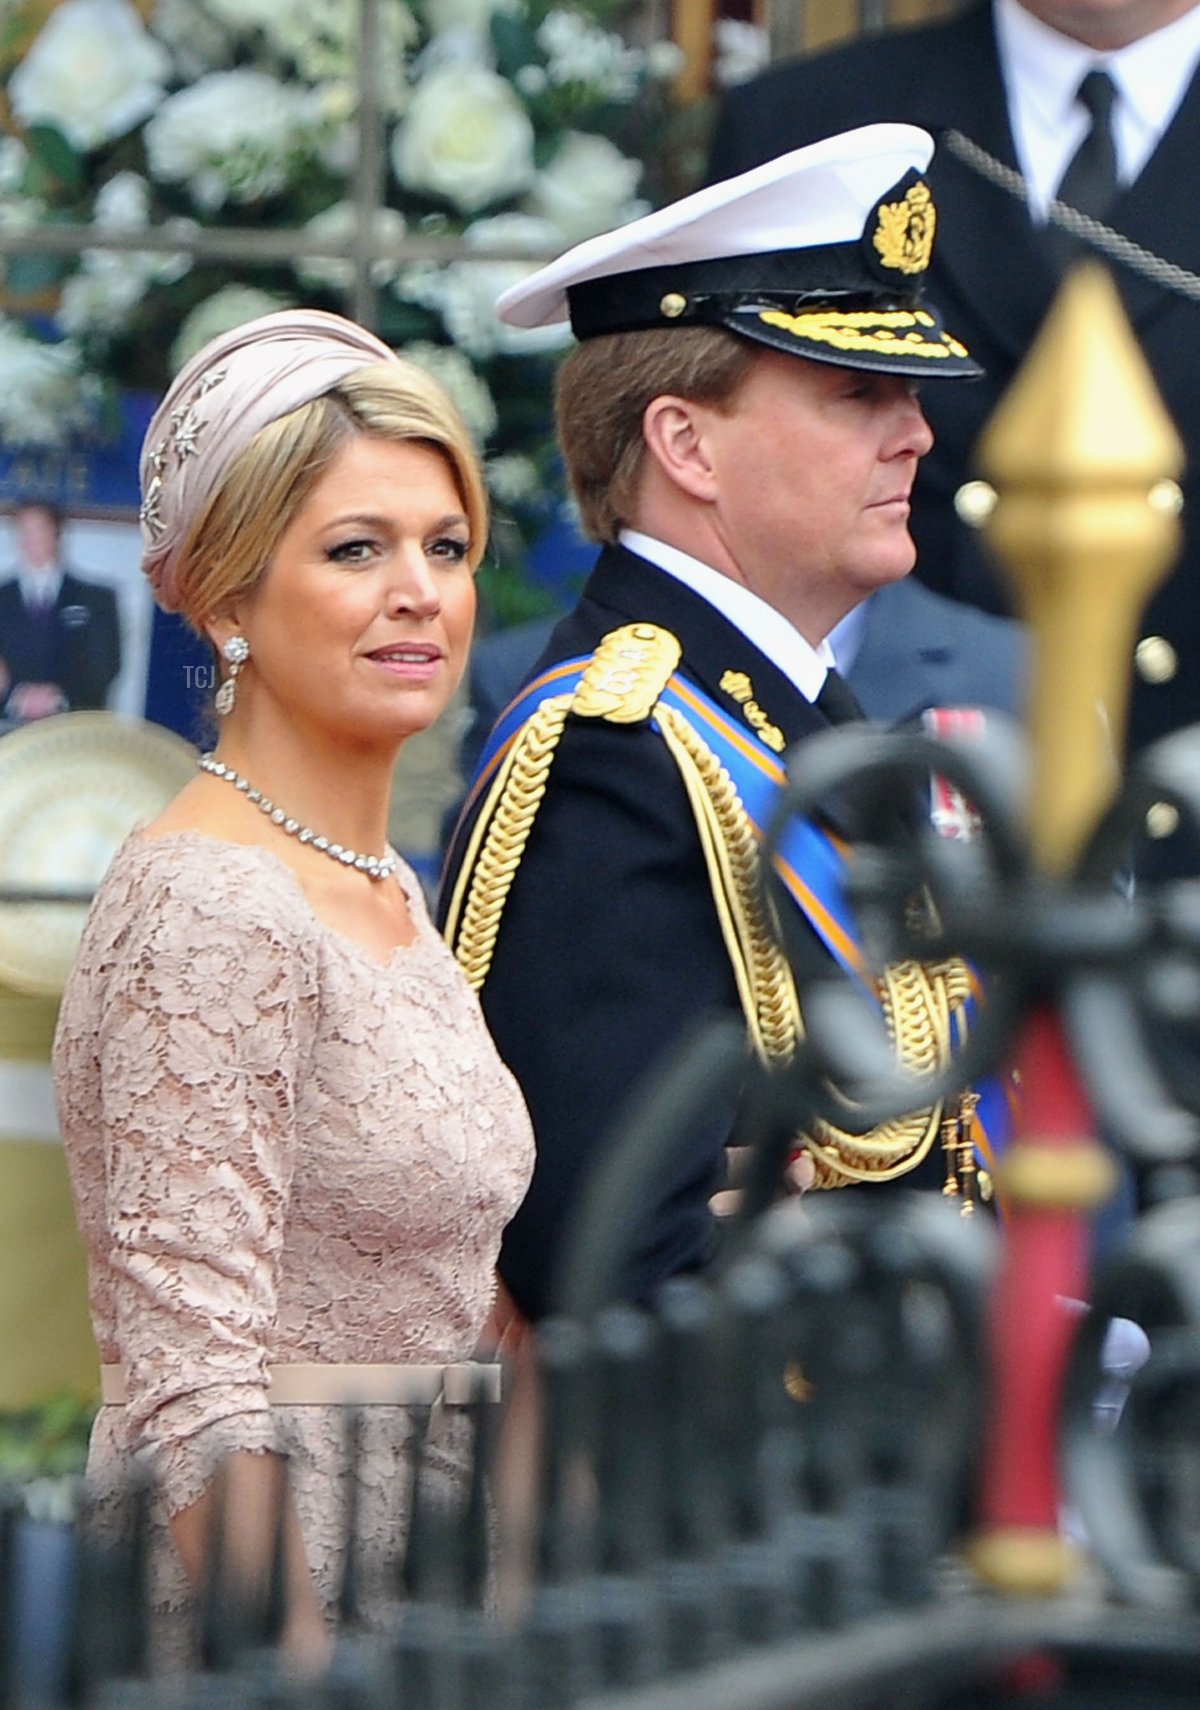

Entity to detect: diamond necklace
[198,754,397,881]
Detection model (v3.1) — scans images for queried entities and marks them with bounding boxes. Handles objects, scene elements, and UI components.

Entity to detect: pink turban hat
[139,308,397,613]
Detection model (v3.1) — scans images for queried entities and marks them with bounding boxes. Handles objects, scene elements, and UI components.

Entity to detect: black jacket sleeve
[443,709,744,1322]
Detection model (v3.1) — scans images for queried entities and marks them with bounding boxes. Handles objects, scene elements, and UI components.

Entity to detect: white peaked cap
[496,122,979,380]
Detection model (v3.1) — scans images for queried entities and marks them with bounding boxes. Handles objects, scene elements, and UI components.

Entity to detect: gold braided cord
[655,709,973,1190]
[660,719,764,1053]
[447,693,573,992]
[658,706,801,1063]
[804,958,949,1187]
[443,641,977,1192]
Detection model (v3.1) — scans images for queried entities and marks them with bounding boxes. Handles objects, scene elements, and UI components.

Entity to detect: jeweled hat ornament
[138,308,398,614]
[496,122,981,379]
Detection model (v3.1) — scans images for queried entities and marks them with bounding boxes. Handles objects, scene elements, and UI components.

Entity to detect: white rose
[75,179,194,290]
[393,256,448,313]
[147,217,200,285]
[169,285,293,373]
[645,40,686,80]
[713,20,770,88]
[536,10,642,102]
[309,83,360,176]
[437,215,569,360]
[58,259,149,339]
[486,452,539,507]
[150,0,236,81]
[94,171,151,229]
[144,70,316,210]
[391,64,534,215]
[514,64,547,97]
[297,202,408,295]
[404,341,498,444]
[203,0,416,105]
[9,0,171,153]
[0,320,92,446]
[528,132,643,244]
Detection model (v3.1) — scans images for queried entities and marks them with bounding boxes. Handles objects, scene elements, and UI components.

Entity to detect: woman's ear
[641,394,720,504]
[203,607,243,655]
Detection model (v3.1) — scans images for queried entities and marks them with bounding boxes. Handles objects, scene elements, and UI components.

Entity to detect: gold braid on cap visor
[757,306,971,360]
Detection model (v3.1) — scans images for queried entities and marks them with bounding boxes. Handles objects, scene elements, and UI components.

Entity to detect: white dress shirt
[18,565,63,613]
[619,527,836,702]
[994,0,1200,219]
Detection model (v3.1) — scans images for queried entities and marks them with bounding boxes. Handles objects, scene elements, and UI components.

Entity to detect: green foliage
[23,122,82,196]
[490,8,540,79]
[0,1392,94,1487]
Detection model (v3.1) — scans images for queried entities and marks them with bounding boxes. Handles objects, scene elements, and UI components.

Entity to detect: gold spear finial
[976,262,1184,875]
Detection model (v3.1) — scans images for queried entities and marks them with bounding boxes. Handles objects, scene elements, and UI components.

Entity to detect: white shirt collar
[19,567,63,609]
[619,528,835,702]
[826,599,869,674]
[994,0,1200,216]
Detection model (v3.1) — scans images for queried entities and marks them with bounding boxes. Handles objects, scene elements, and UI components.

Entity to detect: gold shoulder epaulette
[572,623,682,724]
[446,622,681,991]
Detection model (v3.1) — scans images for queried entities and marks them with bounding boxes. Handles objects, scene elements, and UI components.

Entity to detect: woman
[52,310,534,1668]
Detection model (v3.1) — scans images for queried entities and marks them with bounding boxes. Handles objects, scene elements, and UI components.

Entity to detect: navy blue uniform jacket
[439,544,837,1321]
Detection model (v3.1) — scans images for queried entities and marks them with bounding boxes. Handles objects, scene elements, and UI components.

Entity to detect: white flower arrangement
[712,19,770,89]
[527,130,645,242]
[8,0,171,152]
[168,284,296,371]
[143,69,330,211]
[404,338,500,443]
[536,9,643,102]
[0,0,690,621]
[297,202,410,294]
[390,62,536,213]
[438,214,575,358]
[0,315,98,446]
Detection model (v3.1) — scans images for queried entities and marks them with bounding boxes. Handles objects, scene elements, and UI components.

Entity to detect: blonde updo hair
[171,360,488,636]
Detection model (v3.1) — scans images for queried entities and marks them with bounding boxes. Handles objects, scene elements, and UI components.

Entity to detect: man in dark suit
[0,501,121,720]
[440,125,999,1323]
[708,0,1200,870]
[835,575,1025,722]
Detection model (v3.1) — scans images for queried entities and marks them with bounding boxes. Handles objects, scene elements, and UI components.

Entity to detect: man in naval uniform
[440,125,992,1324]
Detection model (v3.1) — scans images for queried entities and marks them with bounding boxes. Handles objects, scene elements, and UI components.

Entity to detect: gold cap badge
[872,179,936,277]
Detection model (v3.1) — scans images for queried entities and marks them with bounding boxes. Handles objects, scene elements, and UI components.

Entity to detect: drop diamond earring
[215,634,249,716]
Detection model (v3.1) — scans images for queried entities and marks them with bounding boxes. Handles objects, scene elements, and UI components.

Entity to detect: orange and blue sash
[463,658,1010,1172]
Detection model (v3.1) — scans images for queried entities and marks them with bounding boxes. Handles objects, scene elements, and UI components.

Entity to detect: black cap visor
[721,299,983,380]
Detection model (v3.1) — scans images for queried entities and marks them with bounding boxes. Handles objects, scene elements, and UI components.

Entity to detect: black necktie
[815,667,865,726]
[1053,69,1119,231]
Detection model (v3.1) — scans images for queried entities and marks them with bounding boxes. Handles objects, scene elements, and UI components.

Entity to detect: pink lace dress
[52,830,534,1667]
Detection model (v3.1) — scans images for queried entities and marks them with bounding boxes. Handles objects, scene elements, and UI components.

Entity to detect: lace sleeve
[93,854,318,1515]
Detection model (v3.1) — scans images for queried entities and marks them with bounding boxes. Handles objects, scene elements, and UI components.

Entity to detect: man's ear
[641,394,720,503]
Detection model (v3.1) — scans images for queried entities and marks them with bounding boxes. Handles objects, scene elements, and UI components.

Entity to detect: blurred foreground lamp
[966,263,1183,1595]
[978,261,1183,876]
